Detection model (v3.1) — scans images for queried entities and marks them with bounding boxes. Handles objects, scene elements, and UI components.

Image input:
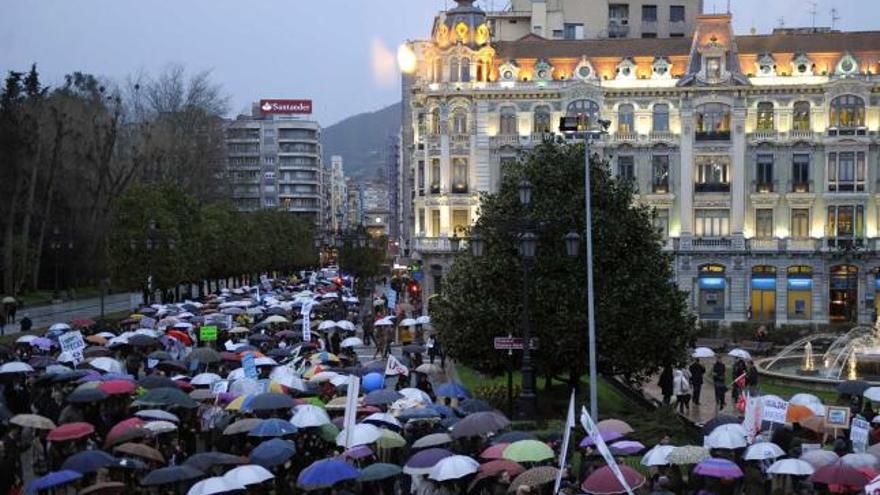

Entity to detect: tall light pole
[560,116,609,420]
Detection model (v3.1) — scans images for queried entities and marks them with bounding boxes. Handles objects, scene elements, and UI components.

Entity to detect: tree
[432,141,697,384]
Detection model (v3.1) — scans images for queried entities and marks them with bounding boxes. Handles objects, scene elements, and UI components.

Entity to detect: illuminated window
[827,151,866,192]
[695,103,731,139]
[792,101,811,131]
[452,158,468,193]
[826,205,865,243]
[830,95,865,129]
[430,108,441,135]
[461,57,471,82]
[755,209,774,238]
[791,209,810,238]
[695,210,730,237]
[618,104,635,134]
[756,102,774,131]
[430,159,441,194]
[533,106,552,134]
[792,154,810,191]
[706,57,722,80]
[566,100,600,132]
[651,155,669,193]
[432,58,443,83]
[756,154,774,192]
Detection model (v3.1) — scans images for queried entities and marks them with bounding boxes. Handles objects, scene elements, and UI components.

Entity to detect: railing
[695,131,730,141]
[649,131,676,142]
[827,181,867,193]
[451,184,469,194]
[608,23,630,38]
[788,180,813,193]
[695,182,730,193]
[426,134,440,145]
[827,127,868,137]
[752,180,777,194]
[451,134,470,146]
[490,135,521,147]
[749,238,779,252]
[786,238,818,252]
[749,130,779,142]
[413,237,466,254]
[429,184,440,195]
[691,238,733,250]
[788,129,815,141]
[614,132,639,143]
[827,238,865,249]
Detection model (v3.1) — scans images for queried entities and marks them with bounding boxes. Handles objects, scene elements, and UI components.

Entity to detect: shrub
[475,383,521,411]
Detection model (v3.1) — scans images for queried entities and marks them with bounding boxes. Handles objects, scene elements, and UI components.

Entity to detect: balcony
[651,182,670,194]
[451,134,470,146]
[649,131,676,142]
[692,237,733,251]
[826,237,865,250]
[788,129,815,141]
[788,180,813,193]
[451,183,469,194]
[614,132,639,143]
[695,182,730,193]
[413,237,466,254]
[749,238,779,252]
[695,131,730,142]
[828,181,867,193]
[490,134,521,147]
[607,23,630,38]
[752,180,777,194]
[827,127,868,137]
[786,238,818,252]
[748,130,779,143]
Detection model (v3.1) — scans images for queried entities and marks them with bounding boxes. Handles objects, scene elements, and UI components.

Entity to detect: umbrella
[191,373,222,386]
[412,433,453,449]
[459,399,493,414]
[224,419,264,435]
[363,412,402,429]
[0,361,35,374]
[26,470,82,494]
[508,466,558,493]
[141,465,204,486]
[865,387,880,402]
[68,387,109,404]
[478,459,526,478]
[837,380,871,396]
[290,405,331,428]
[579,431,623,447]
[61,450,117,474]
[358,463,402,482]
[335,423,382,448]
[480,443,509,460]
[415,363,441,374]
[99,380,136,395]
[398,388,433,404]
[263,315,289,324]
[105,418,146,446]
[11,414,56,430]
[581,465,645,494]
[429,455,479,481]
[249,439,297,468]
[187,476,245,495]
[113,442,165,463]
[596,419,635,435]
[297,459,359,490]
[134,410,179,423]
[841,453,880,469]
[138,375,177,390]
[132,387,198,409]
[727,348,752,360]
[89,357,123,374]
[451,411,511,439]
[343,445,374,460]
[790,393,823,407]
[706,423,748,449]
[491,431,537,444]
[436,382,471,399]
[609,440,646,456]
[249,392,296,411]
[222,465,274,486]
[667,446,710,465]
[768,458,815,476]
[802,449,839,468]
[867,475,880,494]
[248,418,298,437]
[810,460,872,489]
[694,458,745,479]
[641,445,675,467]
[364,389,403,406]
[79,481,125,495]
[340,337,363,348]
[786,404,817,423]
[692,347,715,358]
[144,420,177,434]
[416,315,431,325]
[187,347,222,364]
[502,440,554,463]
[702,414,741,435]
[375,429,407,449]
[184,452,246,472]
[744,442,786,461]
[403,448,455,475]
[48,422,95,442]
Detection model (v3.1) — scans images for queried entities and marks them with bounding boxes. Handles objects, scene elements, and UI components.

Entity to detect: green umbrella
[375,429,406,449]
[319,423,340,443]
[502,440,555,463]
[358,463,402,482]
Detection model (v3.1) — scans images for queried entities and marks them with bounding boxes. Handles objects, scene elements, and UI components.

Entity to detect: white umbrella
[801,450,839,468]
[804,402,826,416]
[263,315,288,324]
[692,347,715,358]
[309,371,339,383]
[223,465,274,486]
[428,455,479,481]
[227,368,246,381]
[48,323,71,333]
[400,318,418,327]
[363,412,402,429]
[318,321,337,331]
[335,423,382,448]
[790,393,822,406]
[290,405,331,428]
[727,348,752,360]
[134,328,160,338]
[269,368,307,392]
[340,337,363,348]
[230,378,262,396]
[398,388,433,404]
[135,410,180,423]
[743,442,785,460]
[329,375,350,388]
[96,332,116,339]
[841,453,879,468]
[706,424,748,449]
[864,387,880,402]
[254,357,278,367]
[767,458,814,476]
[45,365,72,375]
[191,373,222,386]
[106,336,129,347]
[416,315,431,325]
[15,335,37,344]
[187,476,246,495]
[336,320,355,331]
[640,445,675,467]
[375,318,394,327]
[867,475,880,495]
[0,361,34,374]
[144,421,178,434]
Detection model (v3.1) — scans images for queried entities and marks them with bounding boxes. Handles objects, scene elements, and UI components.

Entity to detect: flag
[580,406,634,495]
[342,375,360,448]
[553,391,576,494]
[734,373,746,389]
[385,355,409,376]
[736,392,747,413]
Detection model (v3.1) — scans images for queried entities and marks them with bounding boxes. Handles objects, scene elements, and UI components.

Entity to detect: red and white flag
[385,355,409,376]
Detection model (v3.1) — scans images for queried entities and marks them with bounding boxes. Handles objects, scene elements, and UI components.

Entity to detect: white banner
[553,391,576,494]
[852,416,870,453]
[342,375,361,448]
[385,355,409,376]
[761,397,789,424]
[580,407,634,495]
[301,300,315,342]
[742,393,763,443]
[59,331,86,365]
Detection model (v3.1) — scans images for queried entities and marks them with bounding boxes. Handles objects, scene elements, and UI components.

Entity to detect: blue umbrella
[428,404,457,418]
[182,452,246,472]
[435,382,471,399]
[250,438,297,468]
[297,459,359,490]
[27,470,82,494]
[67,388,109,404]
[141,465,204,486]
[248,392,296,411]
[248,418,298,438]
[61,450,117,474]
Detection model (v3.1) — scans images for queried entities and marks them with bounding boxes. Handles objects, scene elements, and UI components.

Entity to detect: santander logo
[259,99,313,115]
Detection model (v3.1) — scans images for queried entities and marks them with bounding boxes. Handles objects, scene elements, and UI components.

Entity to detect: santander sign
[259,99,313,115]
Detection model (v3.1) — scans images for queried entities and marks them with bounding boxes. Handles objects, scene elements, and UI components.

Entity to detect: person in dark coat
[712,356,727,410]
[689,359,706,406]
[658,366,674,405]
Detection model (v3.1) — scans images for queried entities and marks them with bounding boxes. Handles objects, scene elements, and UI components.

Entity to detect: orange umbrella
[114,442,165,464]
[786,404,816,424]
[86,335,108,345]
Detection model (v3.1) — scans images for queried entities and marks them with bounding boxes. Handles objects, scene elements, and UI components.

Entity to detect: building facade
[226,102,323,226]
[328,156,348,231]
[405,0,880,325]
[347,178,365,228]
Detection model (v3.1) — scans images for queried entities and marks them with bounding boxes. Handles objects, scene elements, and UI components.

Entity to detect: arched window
[830,95,865,129]
[695,103,731,139]
[566,100,600,132]
[460,57,471,82]
[451,109,468,135]
[432,58,443,83]
[618,104,635,134]
[533,106,552,134]
[499,107,518,135]
[476,59,489,82]
[449,58,460,83]
[430,108,441,135]
[652,104,669,132]
[792,101,811,132]
[756,102,775,131]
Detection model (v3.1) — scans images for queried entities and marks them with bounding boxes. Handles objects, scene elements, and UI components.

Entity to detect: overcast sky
[1,0,877,126]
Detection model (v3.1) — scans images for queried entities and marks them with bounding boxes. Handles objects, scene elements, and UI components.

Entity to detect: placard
[242,353,258,379]
[760,397,789,424]
[200,325,218,342]
[826,406,851,428]
[211,380,229,394]
[59,331,86,365]
[851,415,870,453]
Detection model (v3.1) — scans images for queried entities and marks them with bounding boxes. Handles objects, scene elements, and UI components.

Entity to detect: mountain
[322,102,401,181]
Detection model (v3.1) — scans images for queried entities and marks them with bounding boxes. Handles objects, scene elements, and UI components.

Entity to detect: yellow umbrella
[226,395,251,411]
[129,314,144,320]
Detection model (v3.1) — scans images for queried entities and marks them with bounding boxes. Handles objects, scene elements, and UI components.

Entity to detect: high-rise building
[226,99,323,226]
[405,0,880,325]
[329,156,348,231]
[347,178,365,228]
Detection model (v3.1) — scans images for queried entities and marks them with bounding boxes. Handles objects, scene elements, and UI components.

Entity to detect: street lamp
[470,233,485,258]
[565,232,581,258]
[518,180,533,206]
[518,232,537,259]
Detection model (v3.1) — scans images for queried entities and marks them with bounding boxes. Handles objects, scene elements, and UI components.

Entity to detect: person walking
[731,358,746,405]
[672,368,692,414]
[746,360,759,395]
[658,366,674,406]
[689,359,706,406]
[712,355,727,410]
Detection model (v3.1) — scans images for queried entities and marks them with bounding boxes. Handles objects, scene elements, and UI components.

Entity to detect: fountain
[757,317,880,390]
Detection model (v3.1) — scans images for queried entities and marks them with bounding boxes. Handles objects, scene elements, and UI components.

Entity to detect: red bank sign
[259,99,313,115]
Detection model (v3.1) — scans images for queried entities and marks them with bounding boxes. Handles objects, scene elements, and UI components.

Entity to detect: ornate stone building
[404,0,880,325]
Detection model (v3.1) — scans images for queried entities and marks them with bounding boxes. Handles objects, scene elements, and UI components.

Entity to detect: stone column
[679,107,695,238]
[731,103,747,242]
[776,272,788,324]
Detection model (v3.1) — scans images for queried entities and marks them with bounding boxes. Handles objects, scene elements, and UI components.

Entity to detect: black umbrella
[128,335,158,347]
[181,303,199,312]
[451,411,511,439]
[50,370,91,383]
[61,450,117,474]
[84,347,113,358]
[132,387,198,409]
[138,375,177,390]
[248,334,272,343]
[68,388,109,404]
[702,414,741,435]
[182,452,246,472]
[249,392,296,411]
[187,347,221,364]
[364,389,403,407]
[155,360,188,373]
[266,307,287,316]
[459,399,494,415]
[490,431,537,445]
[402,344,425,354]
[267,348,292,359]
[141,465,204,486]
[836,380,870,396]
[250,438,297,468]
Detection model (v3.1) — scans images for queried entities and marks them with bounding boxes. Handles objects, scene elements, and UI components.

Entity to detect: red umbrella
[99,380,136,395]
[105,417,145,446]
[166,330,192,346]
[175,380,193,392]
[581,465,646,495]
[811,461,873,492]
[48,422,95,442]
[469,459,525,492]
[479,443,510,460]
[71,318,96,328]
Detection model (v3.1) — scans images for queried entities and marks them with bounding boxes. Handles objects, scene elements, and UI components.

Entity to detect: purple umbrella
[344,445,374,459]
[403,448,454,475]
[693,458,745,479]
[579,430,623,447]
[609,440,646,455]
[31,338,54,351]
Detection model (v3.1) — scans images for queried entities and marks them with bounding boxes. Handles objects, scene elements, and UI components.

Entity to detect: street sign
[493,337,539,350]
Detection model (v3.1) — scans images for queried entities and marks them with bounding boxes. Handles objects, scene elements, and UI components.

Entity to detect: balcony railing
[828,181,866,193]
[607,23,630,37]
[413,237,466,254]
[490,134,521,147]
[749,130,779,142]
[691,237,733,250]
[752,180,777,194]
[651,182,670,194]
[827,237,865,249]
[451,184,469,194]
[749,238,779,252]
[786,238,818,252]
[451,134,470,146]
[827,127,868,137]
[788,129,815,141]
[695,130,730,141]
[695,182,730,193]
[614,132,639,143]
[788,180,813,193]
[649,131,676,142]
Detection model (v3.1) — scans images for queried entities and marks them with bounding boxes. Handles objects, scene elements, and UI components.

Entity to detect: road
[2,291,142,335]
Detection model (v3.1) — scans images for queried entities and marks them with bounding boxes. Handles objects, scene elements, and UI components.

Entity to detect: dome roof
[436,0,489,48]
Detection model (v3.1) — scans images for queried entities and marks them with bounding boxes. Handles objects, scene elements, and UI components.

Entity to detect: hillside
[322,102,401,180]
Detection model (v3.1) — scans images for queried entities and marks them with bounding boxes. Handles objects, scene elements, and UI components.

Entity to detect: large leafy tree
[432,141,697,384]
